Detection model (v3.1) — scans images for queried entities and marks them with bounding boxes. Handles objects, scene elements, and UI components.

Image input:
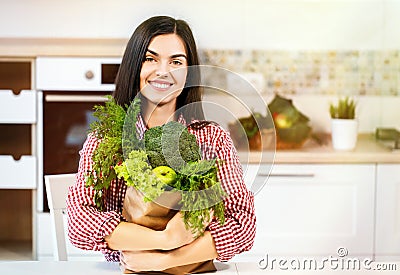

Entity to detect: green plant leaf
[329,96,356,119]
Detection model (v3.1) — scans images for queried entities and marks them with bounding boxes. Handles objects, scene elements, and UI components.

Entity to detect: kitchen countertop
[238,133,400,164]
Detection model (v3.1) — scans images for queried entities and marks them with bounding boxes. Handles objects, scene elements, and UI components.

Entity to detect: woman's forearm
[119,230,218,272]
[106,212,200,251]
[105,221,167,251]
[165,231,218,268]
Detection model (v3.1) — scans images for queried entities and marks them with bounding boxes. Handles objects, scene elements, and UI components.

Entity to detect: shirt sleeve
[205,126,257,261]
[66,134,121,255]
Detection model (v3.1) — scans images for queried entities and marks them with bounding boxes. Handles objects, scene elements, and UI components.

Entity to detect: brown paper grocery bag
[121,261,216,275]
[121,186,216,274]
[122,187,180,230]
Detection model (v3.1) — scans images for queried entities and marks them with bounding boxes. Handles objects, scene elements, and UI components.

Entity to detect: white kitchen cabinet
[375,164,400,261]
[0,90,37,124]
[0,61,37,190]
[0,60,40,259]
[0,90,38,189]
[235,164,375,262]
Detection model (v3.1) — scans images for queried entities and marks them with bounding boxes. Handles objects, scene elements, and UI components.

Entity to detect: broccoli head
[144,121,201,170]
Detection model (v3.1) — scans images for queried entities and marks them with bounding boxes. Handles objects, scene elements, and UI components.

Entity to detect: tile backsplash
[200,50,400,96]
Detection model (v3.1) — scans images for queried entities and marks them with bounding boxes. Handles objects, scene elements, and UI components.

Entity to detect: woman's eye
[145,56,155,62]
[171,60,183,66]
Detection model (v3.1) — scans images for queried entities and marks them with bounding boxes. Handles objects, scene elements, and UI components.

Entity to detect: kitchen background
[1,0,398,131]
[0,0,399,262]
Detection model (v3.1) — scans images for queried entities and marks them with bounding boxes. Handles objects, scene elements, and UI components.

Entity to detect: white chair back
[44,173,76,261]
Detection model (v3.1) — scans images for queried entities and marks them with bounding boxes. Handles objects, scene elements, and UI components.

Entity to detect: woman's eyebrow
[171,54,187,59]
[147,49,187,59]
[146,49,159,56]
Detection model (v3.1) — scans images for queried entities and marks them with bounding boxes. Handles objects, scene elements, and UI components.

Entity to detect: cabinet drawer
[0,156,36,189]
[242,164,375,258]
[0,90,36,123]
[265,164,364,180]
[242,164,365,194]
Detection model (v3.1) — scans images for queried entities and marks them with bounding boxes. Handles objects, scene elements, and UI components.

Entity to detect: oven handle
[44,94,109,102]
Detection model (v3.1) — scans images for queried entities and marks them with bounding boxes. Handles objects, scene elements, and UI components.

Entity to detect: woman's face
[140,33,188,107]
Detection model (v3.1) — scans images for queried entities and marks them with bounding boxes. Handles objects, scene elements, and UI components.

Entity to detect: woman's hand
[163,212,196,249]
[120,250,171,272]
[120,231,218,272]
[163,211,213,250]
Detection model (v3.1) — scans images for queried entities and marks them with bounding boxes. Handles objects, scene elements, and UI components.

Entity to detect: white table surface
[0,261,238,275]
[235,261,400,274]
[1,261,399,274]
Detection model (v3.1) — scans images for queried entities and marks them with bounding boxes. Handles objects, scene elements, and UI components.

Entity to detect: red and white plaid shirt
[66,115,256,262]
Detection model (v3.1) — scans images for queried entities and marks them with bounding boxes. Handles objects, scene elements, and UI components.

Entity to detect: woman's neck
[142,99,177,128]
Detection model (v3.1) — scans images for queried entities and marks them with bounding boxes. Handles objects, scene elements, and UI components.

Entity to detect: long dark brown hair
[113,15,205,122]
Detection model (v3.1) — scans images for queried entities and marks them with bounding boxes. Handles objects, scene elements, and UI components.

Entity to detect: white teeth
[152,82,170,89]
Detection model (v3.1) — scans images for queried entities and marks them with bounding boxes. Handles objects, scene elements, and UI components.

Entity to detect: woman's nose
[156,61,169,77]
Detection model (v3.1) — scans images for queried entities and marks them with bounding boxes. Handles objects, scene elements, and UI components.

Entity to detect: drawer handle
[257,173,315,178]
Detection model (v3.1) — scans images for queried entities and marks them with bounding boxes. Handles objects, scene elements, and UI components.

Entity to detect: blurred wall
[0,0,399,50]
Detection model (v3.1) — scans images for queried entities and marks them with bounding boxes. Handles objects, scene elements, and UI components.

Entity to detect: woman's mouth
[149,80,173,91]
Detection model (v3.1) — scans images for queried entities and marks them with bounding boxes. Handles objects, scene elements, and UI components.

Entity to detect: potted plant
[329,96,358,151]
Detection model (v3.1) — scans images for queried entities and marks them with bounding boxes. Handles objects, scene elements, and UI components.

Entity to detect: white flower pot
[331,119,358,151]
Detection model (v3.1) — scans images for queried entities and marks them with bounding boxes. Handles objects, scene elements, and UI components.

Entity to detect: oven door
[36,57,120,212]
[42,91,109,212]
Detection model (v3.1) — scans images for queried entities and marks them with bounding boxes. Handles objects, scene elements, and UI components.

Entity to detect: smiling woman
[66,15,256,274]
[140,33,189,128]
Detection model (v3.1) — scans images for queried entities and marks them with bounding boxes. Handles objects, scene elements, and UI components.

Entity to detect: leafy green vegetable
[85,95,127,210]
[86,95,226,236]
[115,151,225,237]
[114,150,165,202]
[177,160,226,234]
[144,121,201,170]
[143,120,226,235]
[122,97,143,153]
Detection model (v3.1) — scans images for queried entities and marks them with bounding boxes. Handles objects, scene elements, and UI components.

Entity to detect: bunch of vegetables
[86,96,225,236]
[268,94,311,146]
[228,94,312,150]
[228,111,272,150]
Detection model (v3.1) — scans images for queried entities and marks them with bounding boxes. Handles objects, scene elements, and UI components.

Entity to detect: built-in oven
[36,57,121,212]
